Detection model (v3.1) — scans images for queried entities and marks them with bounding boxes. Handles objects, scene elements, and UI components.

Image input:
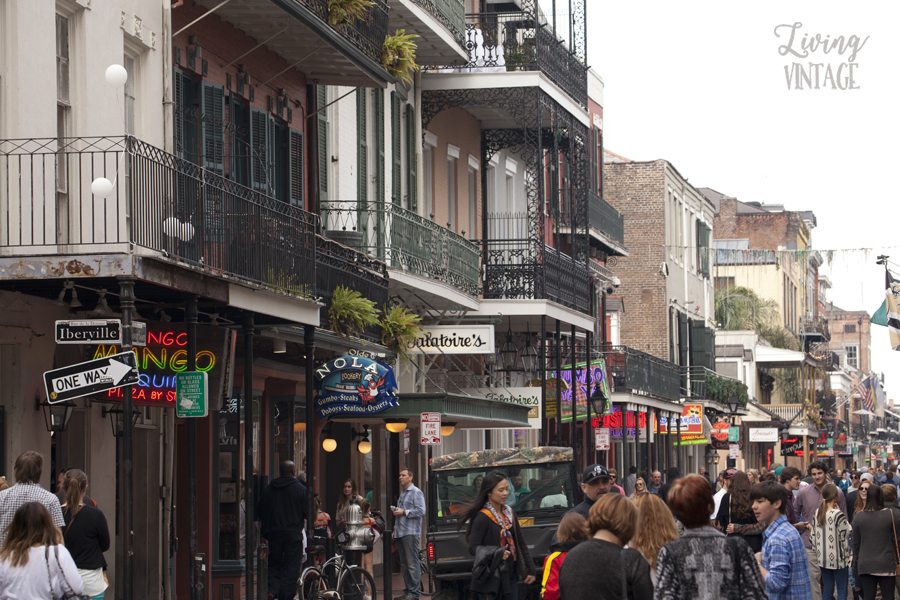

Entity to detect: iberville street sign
[44,352,140,403]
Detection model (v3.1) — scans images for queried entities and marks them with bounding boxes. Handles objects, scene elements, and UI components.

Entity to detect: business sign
[781,436,804,457]
[595,428,610,450]
[314,351,400,418]
[749,428,779,442]
[410,325,495,354]
[592,408,645,439]
[421,413,441,445]
[44,351,139,403]
[175,371,208,418]
[56,320,122,345]
[95,323,227,408]
[551,358,613,422]
[680,433,710,446]
[462,387,541,429]
[729,427,740,442]
[729,444,740,459]
[680,404,704,435]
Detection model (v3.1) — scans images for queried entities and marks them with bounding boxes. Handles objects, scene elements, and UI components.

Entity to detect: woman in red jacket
[541,513,589,600]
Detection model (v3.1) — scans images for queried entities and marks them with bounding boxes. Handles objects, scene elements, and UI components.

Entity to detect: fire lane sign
[421,412,441,445]
[44,352,139,403]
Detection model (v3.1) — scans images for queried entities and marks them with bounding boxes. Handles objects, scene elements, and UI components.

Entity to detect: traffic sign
[56,320,122,345]
[728,444,740,459]
[728,426,740,442]
[176,371,208,418]
[44,352,139,403]
[421,412,441,445]
[596,428,610,450]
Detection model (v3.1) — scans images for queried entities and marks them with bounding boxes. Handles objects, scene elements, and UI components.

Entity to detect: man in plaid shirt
[0,451,65,546]
[751,480,811,600]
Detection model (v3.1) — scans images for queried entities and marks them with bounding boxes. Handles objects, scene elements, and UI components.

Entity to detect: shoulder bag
[890,510,900,577]
[46,545,90,600]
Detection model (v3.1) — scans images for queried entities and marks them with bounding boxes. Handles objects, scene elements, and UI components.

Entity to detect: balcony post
[118,276,135,600]
[540,315,547,447]
[555,320,562,447]
[243,312,255,599]
[185,294,199,600]
[586,328,592,468]
[677,408,682,473]
[570,324,577,463]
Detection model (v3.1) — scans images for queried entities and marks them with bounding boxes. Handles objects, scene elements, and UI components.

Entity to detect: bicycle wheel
[336,566,376,600]
[321,556,343,589]
[299,567,325,600]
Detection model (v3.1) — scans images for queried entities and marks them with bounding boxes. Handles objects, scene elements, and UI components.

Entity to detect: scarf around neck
[481,502,517,562]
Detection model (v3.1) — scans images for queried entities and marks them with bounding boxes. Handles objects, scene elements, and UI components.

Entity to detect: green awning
[334,392,531,428]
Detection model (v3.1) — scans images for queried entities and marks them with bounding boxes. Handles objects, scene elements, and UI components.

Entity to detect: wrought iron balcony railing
[681,366,749,407]
[302,0,391,64]
[316,234,388,342]
[320,200,480,296]
[589,191,625,246]
[434,11,587,108]
[478,213,590,314]
[800,315,831,342]
[411,0,466,46]
[0,136,318,298]
[594,344,681,403]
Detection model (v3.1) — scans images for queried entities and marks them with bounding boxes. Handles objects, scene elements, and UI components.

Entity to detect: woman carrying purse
[811,484,852,600]
[61,470,111,600]
[852,484,898,600]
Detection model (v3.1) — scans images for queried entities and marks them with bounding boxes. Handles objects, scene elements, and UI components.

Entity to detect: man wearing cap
[712,469,736,526]
[569,465,621,520]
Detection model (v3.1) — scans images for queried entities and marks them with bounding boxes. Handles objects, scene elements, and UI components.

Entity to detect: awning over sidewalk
[755,345,806,366]
[331,392,532,429]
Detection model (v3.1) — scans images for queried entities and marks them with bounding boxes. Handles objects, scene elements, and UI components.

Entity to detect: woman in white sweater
[0,502,84,599]
[811,483,852,600]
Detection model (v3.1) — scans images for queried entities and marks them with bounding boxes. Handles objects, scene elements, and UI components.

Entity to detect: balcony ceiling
[191,0,391,87]
[387,0,468,65]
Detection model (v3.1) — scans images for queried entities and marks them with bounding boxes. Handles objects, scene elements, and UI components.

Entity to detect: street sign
[44,352,139,403]
[176,371,208,418]
[596,428,610,450]
[56,320,122,345]
[728,426,740,442]
[421,412,441,445]
[729,444,740,459]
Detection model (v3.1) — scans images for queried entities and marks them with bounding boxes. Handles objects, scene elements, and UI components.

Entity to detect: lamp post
[727,395,740,469]
[37,399,75,433]
[499,325,519,372]
[102,405,140,438]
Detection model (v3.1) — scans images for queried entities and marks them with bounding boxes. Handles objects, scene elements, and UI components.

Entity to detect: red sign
[421,412,441,445]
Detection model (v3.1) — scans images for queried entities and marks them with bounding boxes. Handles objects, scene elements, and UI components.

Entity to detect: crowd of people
[459,460,900,600]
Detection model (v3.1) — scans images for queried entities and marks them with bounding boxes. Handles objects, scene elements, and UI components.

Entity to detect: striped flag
[860,378,876,413]
[886,270,900,350]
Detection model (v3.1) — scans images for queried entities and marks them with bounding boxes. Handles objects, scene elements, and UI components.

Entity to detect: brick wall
[714,199,809,249]
[826,310,872,373]
[603,160,669,359]
[426,107,482,238]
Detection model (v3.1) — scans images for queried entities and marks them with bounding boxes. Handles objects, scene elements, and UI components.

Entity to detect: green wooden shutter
[406,104,417,212]
[357,89,367,209]
[690,319,712,370]
[316,85,328,203]
[270,117,285,200]
[201,82,225,174]
[289,129,304,207]
[699,223,711,278]
[678,312,689,367]
[374,89,385,258]
[174,69,199,164]
[249,108,268,192]
[391,92,401,206]
[229,95,248,186]
[174,69,185,159]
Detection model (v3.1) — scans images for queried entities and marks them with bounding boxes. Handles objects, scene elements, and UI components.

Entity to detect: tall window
[123,54,136,135]
[447,154,457,229]
[423,145,433,218]
[845,344,859,369]
[468,164,477,238]
[56,13,71,243]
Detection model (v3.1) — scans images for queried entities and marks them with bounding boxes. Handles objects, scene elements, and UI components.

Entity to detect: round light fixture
[105,64,128,88]
[322,437,337,452]
[91,177,114,198]
[293,422,306,432]
[440,422,457,436]
[357,439,372,454]
[385,419,408,433]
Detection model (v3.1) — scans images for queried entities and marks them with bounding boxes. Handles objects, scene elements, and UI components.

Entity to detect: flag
[874,378,886,411]
[886,270,900,350]
[860,378,876,413]
[872,299,888,327]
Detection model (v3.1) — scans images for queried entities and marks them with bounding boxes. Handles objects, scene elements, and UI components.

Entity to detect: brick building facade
[825,306,872,373]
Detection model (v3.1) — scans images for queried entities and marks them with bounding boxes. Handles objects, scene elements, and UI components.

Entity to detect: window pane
[56,15,69,104]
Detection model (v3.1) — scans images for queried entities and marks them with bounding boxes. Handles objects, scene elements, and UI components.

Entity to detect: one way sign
[44,352,140,403]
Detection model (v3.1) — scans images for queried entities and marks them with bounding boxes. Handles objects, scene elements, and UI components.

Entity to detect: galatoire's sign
[409,325,495,354]
[314,349,399,418]
[44,351,140,403]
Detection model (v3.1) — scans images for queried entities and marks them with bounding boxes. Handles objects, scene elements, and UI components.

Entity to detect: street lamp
[440,422,457,437]
[322,422,337,452]
[384,418,408,433]
[520,324,539,376]
[589,385,608,415]
[37,398,75,433]
[352,425,372,454]
[499,325,519,371]
[727,395,740,416]
[102,405,140,438]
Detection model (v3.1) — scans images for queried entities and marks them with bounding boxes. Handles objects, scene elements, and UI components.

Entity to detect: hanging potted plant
[382,30,420,85]
[380,304,422,364]
[328,285,380,339]
[328,0,373,28]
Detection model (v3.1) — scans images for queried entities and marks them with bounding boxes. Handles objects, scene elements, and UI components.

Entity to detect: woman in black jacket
[458,470,536,600]
[61,470,110,600]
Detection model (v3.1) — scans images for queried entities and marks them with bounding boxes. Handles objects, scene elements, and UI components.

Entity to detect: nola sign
[314,350,400,418]
[410,325,495,354]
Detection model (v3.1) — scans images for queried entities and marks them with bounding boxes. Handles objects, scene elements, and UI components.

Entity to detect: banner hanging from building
[410,325,495,354]
[314,350,399,418]
[549,358,613,422]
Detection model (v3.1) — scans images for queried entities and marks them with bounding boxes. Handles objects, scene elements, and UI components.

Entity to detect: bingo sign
[421,413,441,445]
[314,350,400,418]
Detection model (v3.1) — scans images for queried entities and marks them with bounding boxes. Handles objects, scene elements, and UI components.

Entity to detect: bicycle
[299,542,376,600]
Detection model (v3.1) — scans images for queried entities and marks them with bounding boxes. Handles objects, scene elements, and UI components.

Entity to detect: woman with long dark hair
[61,469,110,600]
[717,472,763,553]
[457,471,536,599]
[0,502,84,599]
[335,478,362,532]
[811,483,851,600]
[852,484,898,600]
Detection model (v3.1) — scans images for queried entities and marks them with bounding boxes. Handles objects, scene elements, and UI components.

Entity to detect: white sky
[583,1,900,401]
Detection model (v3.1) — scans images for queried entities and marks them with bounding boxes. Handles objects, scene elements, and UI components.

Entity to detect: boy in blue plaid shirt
[751,481,812,600]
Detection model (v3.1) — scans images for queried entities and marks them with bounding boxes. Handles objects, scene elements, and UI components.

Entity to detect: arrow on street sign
[44,352,140,403]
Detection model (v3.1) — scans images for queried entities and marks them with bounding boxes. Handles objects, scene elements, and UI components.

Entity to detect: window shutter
[357,90,367,210]
[201,82,225,174]
[229,95,248,186]
[700,223,711,278]
[375,89,385,206]
[678,312,689,368]
[249,108,268,192]
[174,69,199,163]
[316,85,328,203]
[289,129,304,207]
[391,92,401,205]
[406,104,417,212]
[174,69,185,159]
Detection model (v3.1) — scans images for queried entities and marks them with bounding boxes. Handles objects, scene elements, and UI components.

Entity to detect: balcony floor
[387,0,468,64]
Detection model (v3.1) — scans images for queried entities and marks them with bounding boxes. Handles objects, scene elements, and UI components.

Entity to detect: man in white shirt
[711,468,736,528]
[0,451,65,547]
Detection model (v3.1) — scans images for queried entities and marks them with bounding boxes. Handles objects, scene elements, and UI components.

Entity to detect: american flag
[854,377,876,412]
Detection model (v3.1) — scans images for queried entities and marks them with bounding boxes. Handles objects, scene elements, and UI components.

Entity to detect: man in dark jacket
[658,467,681,505]
[569,464,621,520]
[259,460,308,600]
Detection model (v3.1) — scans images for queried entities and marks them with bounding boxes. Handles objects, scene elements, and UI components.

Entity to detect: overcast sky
[581,2,900,400]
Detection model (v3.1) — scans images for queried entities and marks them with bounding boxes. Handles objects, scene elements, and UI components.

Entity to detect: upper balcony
[425,10,587,109]
[800,315,831,345]
[594,344,682,403]
[0,136,318,301]
[386,0,468,64]
[559,190,627,258]
[320,201,480,309]
[682,366,749,408]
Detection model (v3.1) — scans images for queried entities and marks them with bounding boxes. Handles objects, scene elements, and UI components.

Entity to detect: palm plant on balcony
[382,30,419,85]
[328,285,380,339]
[328,0,373,27]
[380,304,422,364]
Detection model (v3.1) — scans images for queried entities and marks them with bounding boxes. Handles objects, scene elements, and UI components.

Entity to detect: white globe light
[357,439,372,454]
[163,217,180,238]
[179,222,195,242]
[322,437,337,452]
[105,64,128,88]
[91,177,114,198]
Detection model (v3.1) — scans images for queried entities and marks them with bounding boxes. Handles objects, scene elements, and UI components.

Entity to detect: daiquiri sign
[314,350,400,418]
[409,325,495,354]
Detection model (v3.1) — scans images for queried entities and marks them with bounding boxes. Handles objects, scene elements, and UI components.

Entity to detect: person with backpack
[60,470,110,600]
[541,513,588,600]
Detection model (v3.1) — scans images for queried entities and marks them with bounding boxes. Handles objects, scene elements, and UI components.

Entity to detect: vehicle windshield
[432,462,574,521]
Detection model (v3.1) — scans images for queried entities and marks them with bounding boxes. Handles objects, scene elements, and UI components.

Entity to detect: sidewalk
[371,572,434,600]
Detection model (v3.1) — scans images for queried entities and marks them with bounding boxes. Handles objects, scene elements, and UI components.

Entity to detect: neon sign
[552,358,612,422]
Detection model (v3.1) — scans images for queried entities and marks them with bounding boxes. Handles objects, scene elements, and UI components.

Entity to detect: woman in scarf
[458,470,536,600]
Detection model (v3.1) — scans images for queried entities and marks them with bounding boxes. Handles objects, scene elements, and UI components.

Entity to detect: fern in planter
[328,285,380,339]
[382,30,420,85]
[380,304,422,364]
[328,0,373,27]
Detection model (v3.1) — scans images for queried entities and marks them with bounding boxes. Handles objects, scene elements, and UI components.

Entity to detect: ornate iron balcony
[594,344,682,403]
[301,0,391,64]
[410,0,466,46]
[435,11,587,108]
[681,365,749,407]
[800,315,831,342]
[320,200,480,296]
[588,191,624,245]
[0,136,318,299]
